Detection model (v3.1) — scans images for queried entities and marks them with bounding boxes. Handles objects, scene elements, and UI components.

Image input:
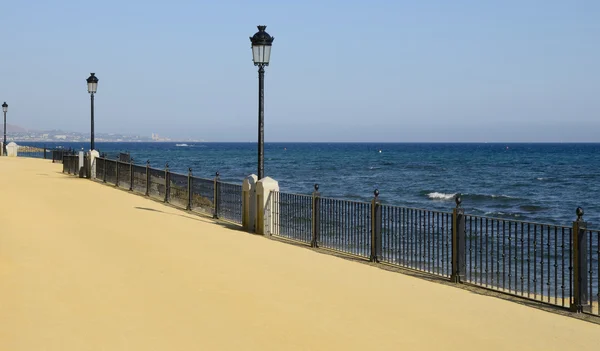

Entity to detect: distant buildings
[151,133,171,142]
[5,124,200,142]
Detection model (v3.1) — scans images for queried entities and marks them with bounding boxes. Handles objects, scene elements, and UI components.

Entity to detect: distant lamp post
[2,102,7,156]
[250,25,274,180]
[86,73,99,150]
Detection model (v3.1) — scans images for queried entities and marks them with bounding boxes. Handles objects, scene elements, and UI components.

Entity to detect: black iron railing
[96,157,105,179]
[104,159,117,184]
[464,216,573,307]
[319,197,372,259]
[132,165,147,194]
[218,181,243,224]
[190,176,214,216]
[169,172,189,209]
[148,167,166,201]
[586,228,599,316]
[270,191,313,244]
[381,206,453,277]
[62,155,79,175]
[263,187,600,315]
[83,156,600,317]
[90,158,243,225]
[117,161,131,190]
[52,149,73,163]
[17,146,48,159]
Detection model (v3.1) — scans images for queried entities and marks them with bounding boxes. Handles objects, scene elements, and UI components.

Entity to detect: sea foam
[427,192,456,200]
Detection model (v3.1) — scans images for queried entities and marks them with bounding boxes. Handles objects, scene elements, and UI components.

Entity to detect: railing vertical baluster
[400,208,405,266]
[485,218,489,287]
[410,209,414,268]
[597,230,600,315]
[436,212,440,275]
[527,223,531,298]
[548,226,552,303]
[554,227,558,305]
[534,225,538,299]
[508,221,512,293]
[520,222,524,296]
[427,210,431,273]
[588,228,593,312]
[469,216,473,282]
[481,217,485,285]
[344,200,348,254]
[597,230,599,315]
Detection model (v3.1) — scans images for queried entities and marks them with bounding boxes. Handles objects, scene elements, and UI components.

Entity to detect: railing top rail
[464,213,572,230]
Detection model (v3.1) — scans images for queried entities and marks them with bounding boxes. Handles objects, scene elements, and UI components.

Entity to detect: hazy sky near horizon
[0,0,598,142]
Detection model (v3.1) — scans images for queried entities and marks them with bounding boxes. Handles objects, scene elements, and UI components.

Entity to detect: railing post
[370,189,382,262]
[213,172,220,218]
[145,160,150,196]
[43,145,47,159]
[187,168,193,210]
[115,158,120,187]
[571,207,589,313]
[129,158,134,191]
[102,157,107,183]
[451,194,466,283]
[311,184,321,248]
[164,162,170,203]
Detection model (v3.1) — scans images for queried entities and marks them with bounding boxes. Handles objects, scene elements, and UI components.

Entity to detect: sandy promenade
[0,157,599,350]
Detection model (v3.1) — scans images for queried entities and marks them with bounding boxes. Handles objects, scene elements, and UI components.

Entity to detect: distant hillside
[6,124,28,133]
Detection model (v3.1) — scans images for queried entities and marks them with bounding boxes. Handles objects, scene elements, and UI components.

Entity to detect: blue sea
[19,142,600,227]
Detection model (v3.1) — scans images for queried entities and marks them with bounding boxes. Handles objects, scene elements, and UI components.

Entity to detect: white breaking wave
[175,144,189,147]
[427,192,456,200]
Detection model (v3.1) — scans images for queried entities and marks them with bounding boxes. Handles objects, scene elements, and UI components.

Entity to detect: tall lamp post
[86,73,99,150]
[2,102,7,156]
[250,25,274,180]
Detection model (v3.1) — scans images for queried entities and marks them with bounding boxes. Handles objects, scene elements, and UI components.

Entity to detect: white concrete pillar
[89,150,100,179]
[78,150,85,177]
[255,177,279,235]
[242,174,258,232]
[0,142,3,156]
[6,142,18,157]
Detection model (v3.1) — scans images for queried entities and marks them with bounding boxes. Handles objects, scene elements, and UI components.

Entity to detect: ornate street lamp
[86,73,99,150]
[2,102,7,156]
[250,25,274,180]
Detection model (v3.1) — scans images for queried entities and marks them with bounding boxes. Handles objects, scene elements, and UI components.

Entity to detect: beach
[1,157,599,350]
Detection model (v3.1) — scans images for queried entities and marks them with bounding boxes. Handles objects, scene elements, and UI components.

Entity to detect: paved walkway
[1,157,599,350]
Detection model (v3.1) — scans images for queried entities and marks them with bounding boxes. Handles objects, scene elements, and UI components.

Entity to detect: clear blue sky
[1,0,598,142]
